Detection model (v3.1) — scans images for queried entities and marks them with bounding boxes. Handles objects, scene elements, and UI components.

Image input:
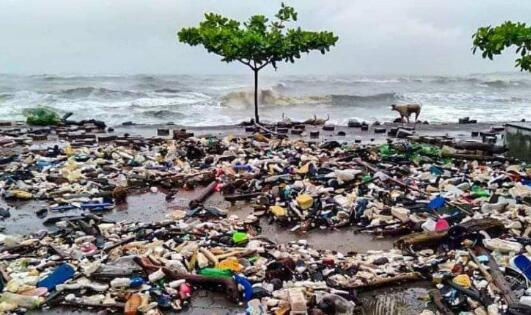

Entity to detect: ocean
[0,73,529,126]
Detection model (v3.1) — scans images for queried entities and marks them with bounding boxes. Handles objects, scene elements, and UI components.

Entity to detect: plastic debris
[0,118,530,315]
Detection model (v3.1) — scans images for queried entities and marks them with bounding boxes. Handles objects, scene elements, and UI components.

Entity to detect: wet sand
[2,189,394,254]
[114,120,510,144]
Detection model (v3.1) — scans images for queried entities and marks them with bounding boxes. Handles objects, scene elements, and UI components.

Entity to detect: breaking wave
[0,73,529,126]
[220,90,399,107]
[56,87,147,99]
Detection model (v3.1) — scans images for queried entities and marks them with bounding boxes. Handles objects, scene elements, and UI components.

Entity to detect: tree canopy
[178,3,338,71]
[178,3,338,123]
[472,21,531,72]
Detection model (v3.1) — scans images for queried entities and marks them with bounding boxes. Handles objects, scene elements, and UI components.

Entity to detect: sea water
[0,72,529,126]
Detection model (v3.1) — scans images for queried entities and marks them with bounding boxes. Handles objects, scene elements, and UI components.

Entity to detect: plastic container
[288,288,307,314]
[270,205,287,217]
[232,231,249,245]
[296,194,313,210]
[124,293,142,315]
[179,283,192,300]
[36,263,75,291]
[234,274,253,301]
[514,255,531,280]
[427,195,445,210]
[217,257,243,272]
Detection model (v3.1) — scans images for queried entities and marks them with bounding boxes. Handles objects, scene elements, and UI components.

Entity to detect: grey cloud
[0,0,528,75]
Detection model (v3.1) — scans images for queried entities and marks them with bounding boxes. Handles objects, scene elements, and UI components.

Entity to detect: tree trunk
[253,69,259,123]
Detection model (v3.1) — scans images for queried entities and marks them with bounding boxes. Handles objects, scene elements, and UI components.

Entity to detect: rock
[372,257,389,265]
[157,128,170,136]
[348,119,361,128]
[396,128,413,139]
[112,186,128,204]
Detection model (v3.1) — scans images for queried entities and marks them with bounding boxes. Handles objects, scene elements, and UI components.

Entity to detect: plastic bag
[24,107,61,126]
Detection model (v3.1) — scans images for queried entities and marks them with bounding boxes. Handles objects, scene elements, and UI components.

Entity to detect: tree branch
[237,59,251,67]
[256,58,274,71]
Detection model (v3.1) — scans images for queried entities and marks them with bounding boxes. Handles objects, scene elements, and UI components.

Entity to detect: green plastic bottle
[198,268,233,278]
[471,185,489,198]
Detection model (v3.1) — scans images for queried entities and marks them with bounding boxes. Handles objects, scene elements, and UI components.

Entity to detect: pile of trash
[1,121,531,314]
[0,212,430,314]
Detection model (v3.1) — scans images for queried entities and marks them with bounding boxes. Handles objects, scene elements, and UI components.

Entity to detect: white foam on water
[0,73,529,126]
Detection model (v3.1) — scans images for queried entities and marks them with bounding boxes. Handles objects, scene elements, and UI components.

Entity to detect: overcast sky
[1,0,529,75]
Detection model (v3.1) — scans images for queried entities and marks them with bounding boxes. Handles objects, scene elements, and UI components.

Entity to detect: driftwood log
[476,246,518,306]
[342,272,422,291]
[188,180,217,208]
[224,192,261,203]
[430,289,455,315]
[395,218,505,250]
[134,256,239,302]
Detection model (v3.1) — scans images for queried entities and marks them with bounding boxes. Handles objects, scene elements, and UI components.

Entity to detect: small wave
[142,110,185,119]
[56,87,147,99]
[154,88,181,93]
[0,92,12,101]
[329,92,399,105]
[480,79,530,88]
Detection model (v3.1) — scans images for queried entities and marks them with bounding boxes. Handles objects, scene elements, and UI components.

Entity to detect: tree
[178,3,338,123]
[472,21,531,72]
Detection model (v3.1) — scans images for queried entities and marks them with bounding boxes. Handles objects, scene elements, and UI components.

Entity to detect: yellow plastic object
[270,205,287,217]
[9,190,32,200]
[64,145,74,156]
[216,257,243,273]
[296,163,309,175]
[452,274,471,288]
[296,194,313,210]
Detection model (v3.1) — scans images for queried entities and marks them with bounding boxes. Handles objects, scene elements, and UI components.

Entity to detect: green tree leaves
[177,3,338,122]
[472,21,531,71]
[178,4,337,71]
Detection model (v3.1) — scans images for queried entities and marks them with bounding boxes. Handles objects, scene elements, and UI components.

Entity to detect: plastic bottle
[198,268,233,278]
[110,278,131,288]
[148,269,165,282]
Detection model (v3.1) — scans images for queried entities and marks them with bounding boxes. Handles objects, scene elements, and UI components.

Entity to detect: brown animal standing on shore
[391,104,421,123]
